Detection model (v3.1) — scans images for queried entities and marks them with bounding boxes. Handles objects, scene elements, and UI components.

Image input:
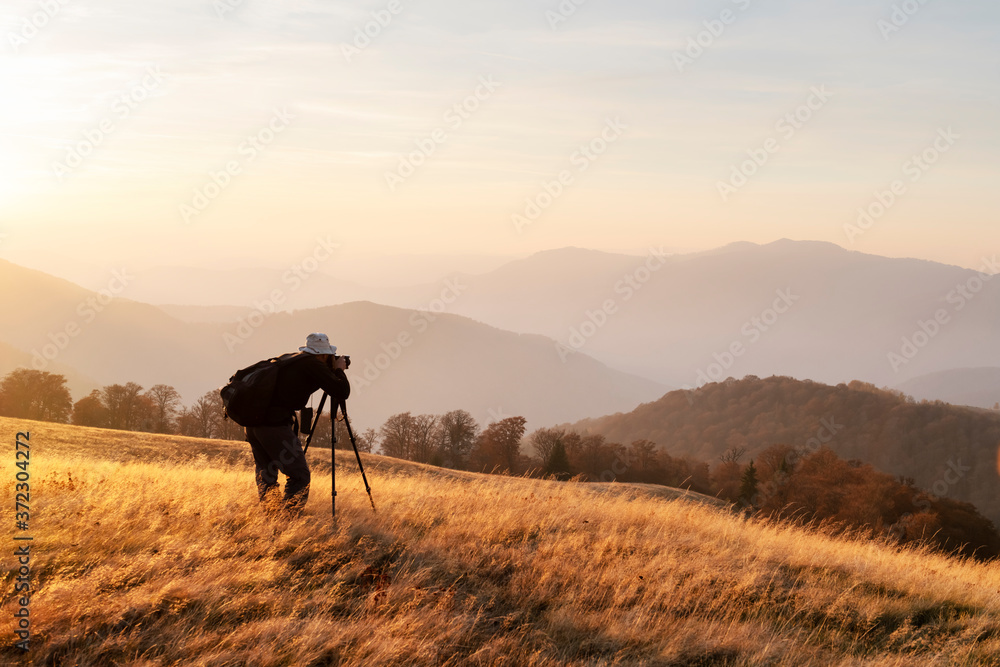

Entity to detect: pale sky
[1,0,997,288]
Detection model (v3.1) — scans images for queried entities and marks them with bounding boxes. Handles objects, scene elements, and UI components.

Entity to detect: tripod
[303,393,375,517]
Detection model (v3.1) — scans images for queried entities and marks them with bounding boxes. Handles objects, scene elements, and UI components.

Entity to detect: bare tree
[145,384,182,433]
[101,382,145,430]
[180,391,217,439]
[411,414,439,464]
[358,427,377,454]
[529,427,565,464]
[379,412,416,459]
[439,410,479,469]
[720,446,747,464]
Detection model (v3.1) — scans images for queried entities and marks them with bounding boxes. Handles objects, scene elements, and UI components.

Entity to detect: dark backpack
[220,353,300,427]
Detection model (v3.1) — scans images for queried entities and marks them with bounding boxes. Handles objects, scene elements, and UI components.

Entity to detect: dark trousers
[246,423,310,512]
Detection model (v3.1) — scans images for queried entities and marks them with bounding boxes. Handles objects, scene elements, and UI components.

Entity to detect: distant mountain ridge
[0,259,664,429]
[76,240,1000,400]
[4,238,998,423]
[427,240,1000,390]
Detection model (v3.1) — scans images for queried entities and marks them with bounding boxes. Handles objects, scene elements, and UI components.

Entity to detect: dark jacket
[261,353,351,425]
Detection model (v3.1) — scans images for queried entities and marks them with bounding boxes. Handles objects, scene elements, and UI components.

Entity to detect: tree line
[714,444,1000,561]
[4,368,999,559]
[568,375,1000,544]
[0,368,242,439]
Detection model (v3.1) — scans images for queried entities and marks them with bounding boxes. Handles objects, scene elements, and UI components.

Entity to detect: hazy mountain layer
[127,240,1000,393]
[896,368,1000,410]
[0,260,664,430]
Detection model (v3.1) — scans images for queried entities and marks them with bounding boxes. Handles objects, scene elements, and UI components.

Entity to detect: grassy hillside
[3,417,1000,665]
[566,376,1000,526]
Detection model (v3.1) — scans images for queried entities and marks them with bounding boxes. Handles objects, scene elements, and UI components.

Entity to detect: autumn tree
[565,434,625,481]
[712,460,743,502]
[72,390,108,427]
[0,369,72,423]
[628,439,663,482]
[472,416,526,474]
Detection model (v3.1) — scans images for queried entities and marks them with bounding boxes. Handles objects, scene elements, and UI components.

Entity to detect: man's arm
[303,356,351,401]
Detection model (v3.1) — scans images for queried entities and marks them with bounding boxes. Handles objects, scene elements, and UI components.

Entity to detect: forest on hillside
[568,376,1000,527]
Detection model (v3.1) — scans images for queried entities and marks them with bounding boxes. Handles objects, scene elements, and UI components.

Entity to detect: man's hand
[333,356,348,371]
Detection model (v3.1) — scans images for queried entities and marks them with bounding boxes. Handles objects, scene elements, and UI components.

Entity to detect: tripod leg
[303,392,328,455]
[340,401,375,512]
[331,400,338,519]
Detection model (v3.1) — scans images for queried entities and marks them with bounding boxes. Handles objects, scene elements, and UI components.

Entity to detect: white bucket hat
[299,332,337,355]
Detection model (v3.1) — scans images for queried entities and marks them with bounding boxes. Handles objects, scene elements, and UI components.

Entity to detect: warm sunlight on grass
[3,417,1000,665]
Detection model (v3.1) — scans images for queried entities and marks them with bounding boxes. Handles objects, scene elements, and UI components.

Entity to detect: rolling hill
[565,376,1000,526]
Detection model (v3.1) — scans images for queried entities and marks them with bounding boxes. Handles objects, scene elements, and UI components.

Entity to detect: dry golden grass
[3,417,1000,666]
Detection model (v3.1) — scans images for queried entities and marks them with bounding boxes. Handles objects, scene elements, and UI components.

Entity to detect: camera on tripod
[323,353,350,370]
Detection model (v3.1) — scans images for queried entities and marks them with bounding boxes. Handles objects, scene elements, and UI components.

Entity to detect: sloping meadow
[2,420,1000,665]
